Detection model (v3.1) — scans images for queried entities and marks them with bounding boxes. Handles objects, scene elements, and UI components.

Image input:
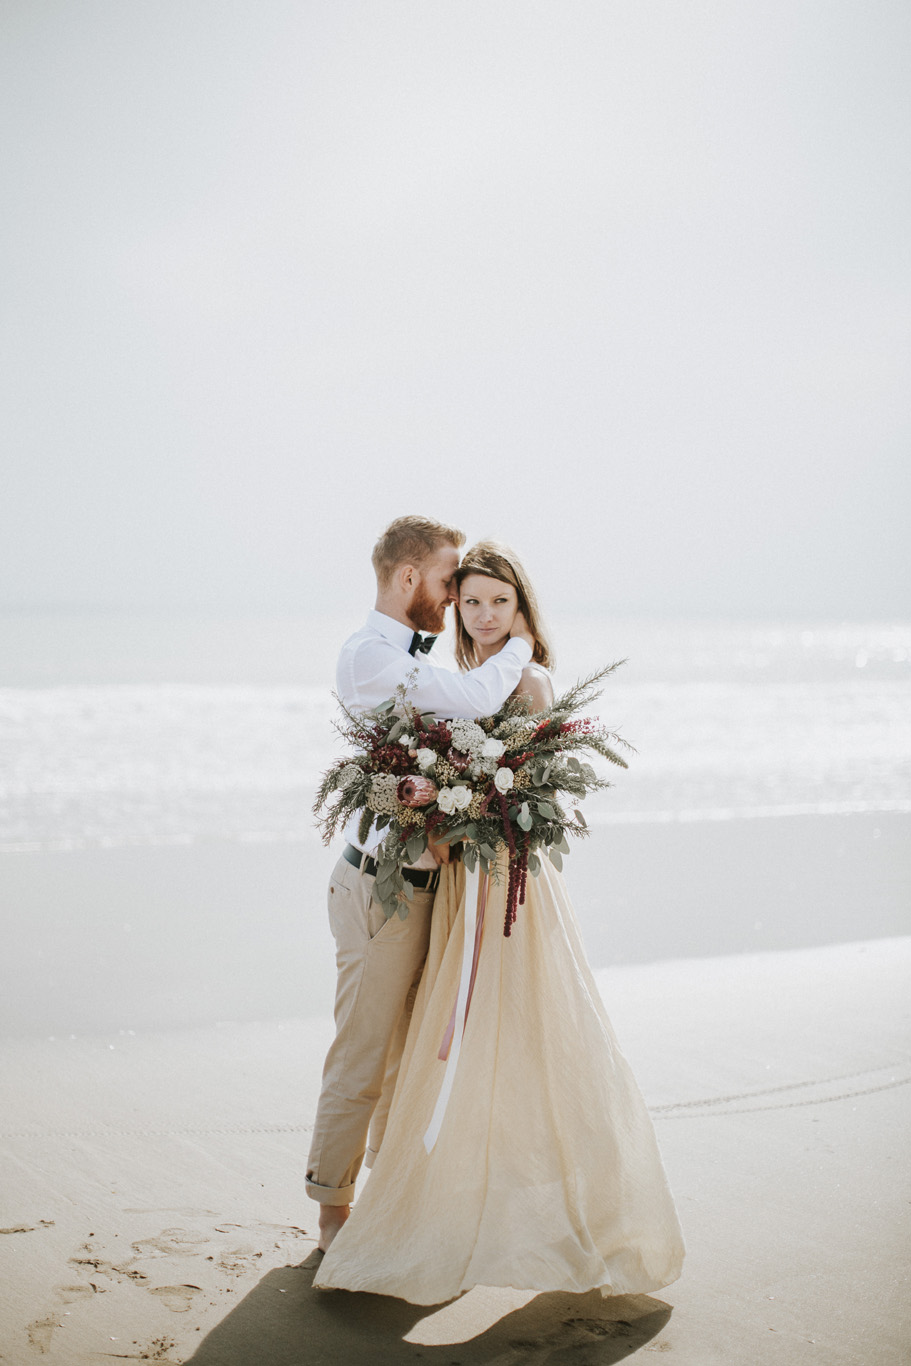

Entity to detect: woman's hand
[509,610,535,651]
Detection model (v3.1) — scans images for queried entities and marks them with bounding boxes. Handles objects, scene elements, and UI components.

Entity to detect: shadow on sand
[183,1251,672,1364]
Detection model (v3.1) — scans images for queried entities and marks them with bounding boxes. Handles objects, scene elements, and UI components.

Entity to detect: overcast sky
[2,1,909,619]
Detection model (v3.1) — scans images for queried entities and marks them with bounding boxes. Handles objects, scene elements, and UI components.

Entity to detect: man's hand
[427,829,451,864]
[509,610,535,651]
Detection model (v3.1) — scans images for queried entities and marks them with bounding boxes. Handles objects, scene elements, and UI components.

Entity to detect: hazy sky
[2,1,909,618]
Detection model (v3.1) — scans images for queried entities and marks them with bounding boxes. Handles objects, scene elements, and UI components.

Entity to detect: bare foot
[317,1204,350,1253]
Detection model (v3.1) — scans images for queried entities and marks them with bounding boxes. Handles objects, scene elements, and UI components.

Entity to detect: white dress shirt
[338,609,532,861]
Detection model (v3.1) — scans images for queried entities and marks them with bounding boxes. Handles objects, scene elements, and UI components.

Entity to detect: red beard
[409,579,448,635]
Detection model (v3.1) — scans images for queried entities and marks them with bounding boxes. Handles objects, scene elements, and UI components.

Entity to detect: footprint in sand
[148,1284,203,1313]
[132,1228,212,1259]
[214,1221,308,1261]
[55,1284,99,1304]
[216,1246,259,1277]
[563,1316,635,1338]
[68,1247,148,1285]
[509,1316,638,1355]
[26,1315,60,1354]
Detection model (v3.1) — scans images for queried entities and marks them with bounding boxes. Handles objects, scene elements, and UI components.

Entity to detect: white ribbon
[423,860,480,1153]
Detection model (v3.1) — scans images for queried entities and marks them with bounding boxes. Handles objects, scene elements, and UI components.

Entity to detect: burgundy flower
[397,775,439,808]
[446,747,471,773]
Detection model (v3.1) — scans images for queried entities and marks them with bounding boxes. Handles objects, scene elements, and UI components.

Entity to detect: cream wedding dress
[314,853,685,1304]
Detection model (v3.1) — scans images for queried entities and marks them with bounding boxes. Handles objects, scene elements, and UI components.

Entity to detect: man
[307,515,534,1251]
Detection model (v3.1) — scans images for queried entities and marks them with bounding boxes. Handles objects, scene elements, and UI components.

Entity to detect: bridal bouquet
[313,664,631,935]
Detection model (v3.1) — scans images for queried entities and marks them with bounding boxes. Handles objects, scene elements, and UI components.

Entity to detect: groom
[307,514,534,1251]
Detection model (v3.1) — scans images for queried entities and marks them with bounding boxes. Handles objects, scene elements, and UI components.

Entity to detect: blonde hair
[371,515,465,589]
[454,540,554,670]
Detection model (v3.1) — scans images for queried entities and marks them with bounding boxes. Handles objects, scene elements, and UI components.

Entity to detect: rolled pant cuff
[306,1177,357,1206]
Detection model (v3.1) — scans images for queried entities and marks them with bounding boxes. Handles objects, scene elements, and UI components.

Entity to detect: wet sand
[0,811,908,1036]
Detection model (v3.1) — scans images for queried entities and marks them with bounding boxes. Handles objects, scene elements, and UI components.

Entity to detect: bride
[314,541,685,1304]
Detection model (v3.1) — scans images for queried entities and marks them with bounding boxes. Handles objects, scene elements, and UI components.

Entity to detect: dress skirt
[314,855,685,1304]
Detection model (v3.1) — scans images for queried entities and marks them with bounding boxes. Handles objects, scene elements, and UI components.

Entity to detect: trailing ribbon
[423,862,487,1153]
[438,871,488,1062]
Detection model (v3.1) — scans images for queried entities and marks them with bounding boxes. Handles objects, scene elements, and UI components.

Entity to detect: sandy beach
[3,0,909,1347]
[1,933,909,1364]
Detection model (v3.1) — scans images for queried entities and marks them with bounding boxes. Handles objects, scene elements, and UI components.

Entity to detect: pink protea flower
[397,775,439,807]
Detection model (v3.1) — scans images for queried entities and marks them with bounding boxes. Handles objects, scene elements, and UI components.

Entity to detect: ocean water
[1,613,909,852]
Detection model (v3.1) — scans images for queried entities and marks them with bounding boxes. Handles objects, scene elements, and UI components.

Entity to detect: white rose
[494,767,514,793]
[437,787,456,814]
[450,784,472,811]
[481,738,506,758]
[416,747,436,770]
[398,734,415,749]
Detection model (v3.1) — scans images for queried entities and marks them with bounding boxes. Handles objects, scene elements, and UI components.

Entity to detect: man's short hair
[372,515,466,589]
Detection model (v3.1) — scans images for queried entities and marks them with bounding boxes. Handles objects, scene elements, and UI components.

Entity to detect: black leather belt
[343,843,440,892]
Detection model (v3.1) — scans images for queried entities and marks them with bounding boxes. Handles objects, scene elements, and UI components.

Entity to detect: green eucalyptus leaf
[527,851,541,876]
[479,843,497,860]
[548,847,563,871]
[447,823,471,842]
[574,807,587,828]
[517,803,533,832]
[536,800,557,820]
[375,887,396,917]
[405,834,426,863]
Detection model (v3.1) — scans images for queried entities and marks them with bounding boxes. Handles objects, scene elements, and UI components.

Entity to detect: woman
[314,542,685,1303]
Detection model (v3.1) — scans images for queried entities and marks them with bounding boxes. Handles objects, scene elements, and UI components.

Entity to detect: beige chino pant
[305,852,434,1205]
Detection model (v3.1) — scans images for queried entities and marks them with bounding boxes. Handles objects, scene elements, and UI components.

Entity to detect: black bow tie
[409,632,438,656]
